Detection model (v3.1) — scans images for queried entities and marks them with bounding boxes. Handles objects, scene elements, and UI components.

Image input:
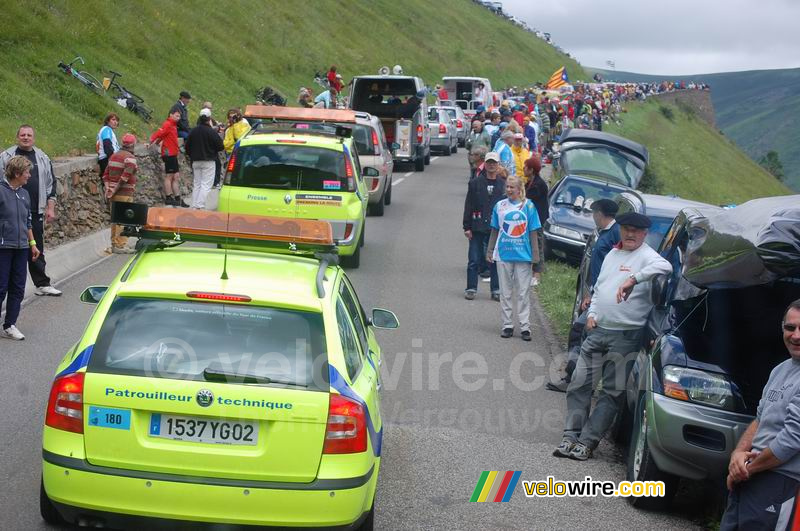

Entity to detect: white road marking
[393,178,405,186]
[404,171,414,177]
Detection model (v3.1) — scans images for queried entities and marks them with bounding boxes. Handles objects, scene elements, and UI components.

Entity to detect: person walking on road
[463,152,506,302]
[185,113,224,209]
[468,146,488,181]
[523,156,548,287]
[150,110,187,207]
[0,125,61,296]
[486,175,541,341]
[511,133,531,181]
[96,112,120,184]
[721,300,800,531]
[523,116,538,154]
[102,134,138,254]
[0,156,41,340]
[495,130,515,176]
[554,212,671,461]
[169,91,192,140]
[466,120,492,152]
[223,108,250,155]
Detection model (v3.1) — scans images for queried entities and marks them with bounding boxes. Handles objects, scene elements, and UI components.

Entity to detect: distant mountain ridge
[589,67,800,191]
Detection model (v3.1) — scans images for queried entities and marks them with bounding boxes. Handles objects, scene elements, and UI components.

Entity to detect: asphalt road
[0,151,701,530]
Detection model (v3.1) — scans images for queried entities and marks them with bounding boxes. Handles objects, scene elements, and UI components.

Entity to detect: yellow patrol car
[218,106,375,269]
[40,206,398,529]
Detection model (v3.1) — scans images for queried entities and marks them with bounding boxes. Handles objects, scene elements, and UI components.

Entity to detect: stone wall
[647,90,716,128]
[45,147,197,246]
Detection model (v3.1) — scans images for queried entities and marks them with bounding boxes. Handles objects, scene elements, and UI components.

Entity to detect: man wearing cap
[466,121,492,180]
[102,133,138,253]
[185,113,224,210]
[511,133,531,180]
[170,91,192,140]
[555,211,671,461]
[463,152,506,301]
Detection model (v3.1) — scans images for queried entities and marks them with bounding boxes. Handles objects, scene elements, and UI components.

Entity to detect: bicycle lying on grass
[103,70,153,122]
[57,56,103,94]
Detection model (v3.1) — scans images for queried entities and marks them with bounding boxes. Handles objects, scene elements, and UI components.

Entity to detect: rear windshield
[231,144,348,192]
[352,124,375,155]
[428,109,440,122]
[88,298,329,390]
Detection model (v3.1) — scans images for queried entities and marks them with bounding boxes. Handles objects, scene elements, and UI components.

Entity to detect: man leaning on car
[721,299,800,531]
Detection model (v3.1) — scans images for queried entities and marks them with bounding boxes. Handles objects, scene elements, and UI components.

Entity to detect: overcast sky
[502,0,800,75]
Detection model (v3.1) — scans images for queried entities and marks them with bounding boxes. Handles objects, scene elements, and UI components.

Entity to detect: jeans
[564,327,643,449]
[497,261,532,331]
[29,213,50,287]
[466,231,497,293]
[191,160,216,209]
[177,130,189,140]
[0,248,28,328]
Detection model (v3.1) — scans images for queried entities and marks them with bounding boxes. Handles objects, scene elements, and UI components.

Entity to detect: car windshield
[553,179,621,211]
[88,297,328,390]
[352,124,375,155]
[561,146,642,187]
[231,144,348,192]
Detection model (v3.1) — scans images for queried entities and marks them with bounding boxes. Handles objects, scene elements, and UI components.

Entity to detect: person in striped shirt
[102,134,138,254]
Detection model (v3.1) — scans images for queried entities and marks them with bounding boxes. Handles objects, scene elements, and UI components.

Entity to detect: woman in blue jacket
[1,156,40,340]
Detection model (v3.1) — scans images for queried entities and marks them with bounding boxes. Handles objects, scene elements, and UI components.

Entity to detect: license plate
[149,414,258,445]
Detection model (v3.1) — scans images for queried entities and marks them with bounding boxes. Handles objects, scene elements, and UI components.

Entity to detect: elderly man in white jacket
[554,211,673,461]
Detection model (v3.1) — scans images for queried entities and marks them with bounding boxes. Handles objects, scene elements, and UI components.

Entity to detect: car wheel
[414,156,425,171]
[443,143,451,156]
[626,395,679,510]
[459,139,466,147]
[358,504,375,531]
[543,236,555,260]
[342,242,361,269]
[369,198,385,216]
[424,152,431,165]
[384,179,392,205]
[360,224,365,247]
[40,479,66,525]
[452,143,458,154]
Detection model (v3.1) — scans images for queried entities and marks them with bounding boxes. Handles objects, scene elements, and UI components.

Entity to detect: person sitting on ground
[223,108,250,155]
[486,175,541,341]
[0,156,41,340]
[149,109,187,207]
[721,299,800,530]
[298,88,314,108]
[314,87,336,109]
[169,91,192,140]
[555,212,671,461]
[102,134,138,254]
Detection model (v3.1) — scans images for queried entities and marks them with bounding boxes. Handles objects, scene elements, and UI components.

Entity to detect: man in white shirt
[554,212,672,461]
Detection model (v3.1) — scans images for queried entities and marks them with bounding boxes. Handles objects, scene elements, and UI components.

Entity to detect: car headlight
[662,365,735,411]
[548,224,583,241]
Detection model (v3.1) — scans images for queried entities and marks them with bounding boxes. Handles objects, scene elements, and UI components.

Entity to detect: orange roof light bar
[143,208,334,245]
[244,105,357,124]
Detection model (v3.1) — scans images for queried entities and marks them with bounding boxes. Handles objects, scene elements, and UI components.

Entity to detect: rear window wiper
[203,367,307,387]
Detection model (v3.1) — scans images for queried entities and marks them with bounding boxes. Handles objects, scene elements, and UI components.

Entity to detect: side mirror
[80,286,108,305]
[363,167,380,177]
[370,308,399,329]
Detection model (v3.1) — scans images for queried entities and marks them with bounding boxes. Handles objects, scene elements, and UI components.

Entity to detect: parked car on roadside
[427,107,458,156]
[554,129,649,189]
[619,195,800,509]
[436,105,469,146]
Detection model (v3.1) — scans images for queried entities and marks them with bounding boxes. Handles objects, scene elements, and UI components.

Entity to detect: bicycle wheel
[79,72,103,94]
[123,88,145,103]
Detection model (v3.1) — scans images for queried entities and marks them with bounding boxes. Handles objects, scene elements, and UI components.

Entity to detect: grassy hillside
[0,0,586,157]
[605,99,790,205]
[590,67,800,191]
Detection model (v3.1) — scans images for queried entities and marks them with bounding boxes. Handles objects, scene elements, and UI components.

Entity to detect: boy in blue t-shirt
[487,175,541,340]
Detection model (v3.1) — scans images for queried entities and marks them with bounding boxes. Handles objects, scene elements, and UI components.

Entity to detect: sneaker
[479,271,491,279]
[521,330,532,341]
[35,285,62,296]
[531,277,540,287]
[501,328,513,338]
[465,291,476,301]
[1,325,25,340]
[553,437,574,458]
[568,442,591,461]
[177,197,190,208]
[165,195,175,206]
[481,277,491,283]
[491,293,500,302]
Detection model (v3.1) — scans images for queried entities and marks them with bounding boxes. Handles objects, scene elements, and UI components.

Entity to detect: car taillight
[371,130,380,156]
[343,223,354,240]
[457,119,463,128]
[323,394,367,454]
[370,178,380,191]
[438,124,447,134]
[45,372,85,434]
[416,125,423,143]
[226,151,237,173]
[344,155,355,191]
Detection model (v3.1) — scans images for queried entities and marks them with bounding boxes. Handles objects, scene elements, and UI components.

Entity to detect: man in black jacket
[169,91,192,140]
[185,113,224,209]
[463,151,506,301]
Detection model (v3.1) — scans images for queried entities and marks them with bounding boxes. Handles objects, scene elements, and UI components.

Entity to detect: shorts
[162,155,179,174]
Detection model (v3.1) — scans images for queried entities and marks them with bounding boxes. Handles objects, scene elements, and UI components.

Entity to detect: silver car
[437,105,469,147]
[427,107,458,155]
[352,112,394,216]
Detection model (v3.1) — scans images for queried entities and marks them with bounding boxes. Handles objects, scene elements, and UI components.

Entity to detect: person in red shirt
[436,84,448,104]
[326,66,343,93]
[149,110,187,207]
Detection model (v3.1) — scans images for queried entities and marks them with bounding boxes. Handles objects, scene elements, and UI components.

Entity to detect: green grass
[605,99,791,205]
[0,0,586,157]
[536,261,578,341]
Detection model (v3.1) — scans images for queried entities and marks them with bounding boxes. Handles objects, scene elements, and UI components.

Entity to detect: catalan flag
[545,67,569,90]
[469,471,522,502]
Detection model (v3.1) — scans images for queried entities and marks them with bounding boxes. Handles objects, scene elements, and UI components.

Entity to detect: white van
[441,77,493,121]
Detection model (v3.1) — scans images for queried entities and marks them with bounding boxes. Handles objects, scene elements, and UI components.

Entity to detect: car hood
[681,195,800,290]
[548,204,595,241]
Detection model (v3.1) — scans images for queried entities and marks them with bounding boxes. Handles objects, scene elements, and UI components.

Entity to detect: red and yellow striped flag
[545,67,569,90]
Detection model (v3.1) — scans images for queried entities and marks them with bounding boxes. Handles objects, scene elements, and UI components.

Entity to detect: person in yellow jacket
[223,108,251,154]
[511,133,531,184]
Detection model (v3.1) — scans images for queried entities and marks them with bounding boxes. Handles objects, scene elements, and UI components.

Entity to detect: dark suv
[620,195,800,509]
